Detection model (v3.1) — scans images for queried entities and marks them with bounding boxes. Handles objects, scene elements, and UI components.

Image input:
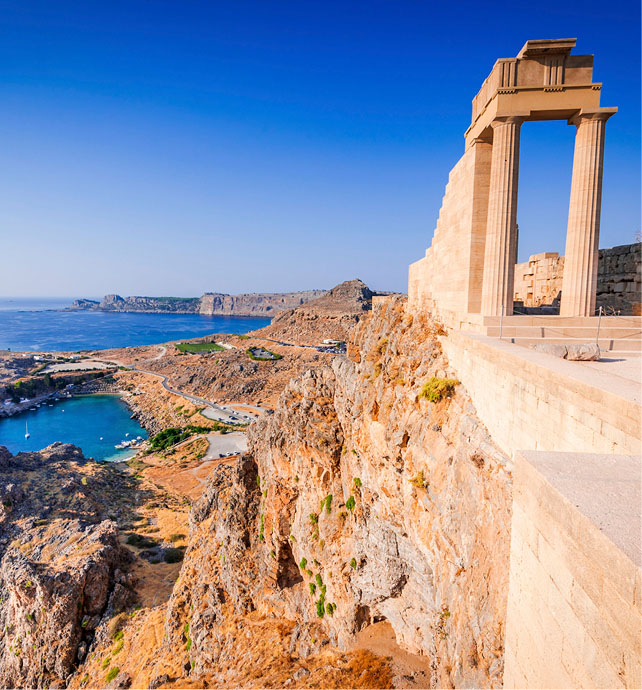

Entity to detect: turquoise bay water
[0,394,148,462]
[0,298,270,352]
[0,298,269,460]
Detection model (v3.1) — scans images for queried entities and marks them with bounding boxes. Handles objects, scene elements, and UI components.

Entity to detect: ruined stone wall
[513,243,641,314]
[513,252,564,307]
[596,242,641,315]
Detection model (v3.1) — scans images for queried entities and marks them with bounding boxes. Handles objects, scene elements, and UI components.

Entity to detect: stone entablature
[467,39,601,147]
[409,38,617,323]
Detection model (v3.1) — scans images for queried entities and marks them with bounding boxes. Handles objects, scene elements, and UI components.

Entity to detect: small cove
[0,394,148,462]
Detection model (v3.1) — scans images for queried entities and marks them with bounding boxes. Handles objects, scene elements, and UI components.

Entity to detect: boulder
[530,343,568,358]
[565,343,601,361]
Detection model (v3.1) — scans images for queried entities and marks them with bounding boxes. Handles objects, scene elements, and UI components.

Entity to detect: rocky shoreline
[67,289,328,316]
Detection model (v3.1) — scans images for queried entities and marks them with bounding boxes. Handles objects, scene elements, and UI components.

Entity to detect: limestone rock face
[199,290,327,317]
[0,444,131,689]
[170,296,512,688]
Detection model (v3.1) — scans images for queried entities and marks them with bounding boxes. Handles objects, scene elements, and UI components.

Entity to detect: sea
[0,297,270,352]
[0,394,148,463]
[0,297,270,460]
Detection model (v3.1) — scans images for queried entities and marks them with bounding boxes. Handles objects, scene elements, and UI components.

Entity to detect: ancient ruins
[403,39,641,689]
[409,38,618,324]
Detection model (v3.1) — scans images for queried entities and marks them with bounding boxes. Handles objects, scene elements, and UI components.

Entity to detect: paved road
[106,346,258,425]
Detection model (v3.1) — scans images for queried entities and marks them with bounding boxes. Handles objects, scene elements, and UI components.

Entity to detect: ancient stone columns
[560,111,614,316]
[481,117,523,316]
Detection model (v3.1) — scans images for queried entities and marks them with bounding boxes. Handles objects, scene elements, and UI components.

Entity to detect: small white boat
[25,422,30,439]
[99,437,103,441]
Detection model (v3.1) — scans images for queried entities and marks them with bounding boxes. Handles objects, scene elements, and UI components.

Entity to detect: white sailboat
[25,421,30,439]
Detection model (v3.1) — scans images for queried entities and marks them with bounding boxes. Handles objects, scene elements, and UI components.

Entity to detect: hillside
[252,279,382,345]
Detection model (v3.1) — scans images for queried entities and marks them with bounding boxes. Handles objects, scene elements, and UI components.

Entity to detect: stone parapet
[441,330,641,457]
[504,451,641,689]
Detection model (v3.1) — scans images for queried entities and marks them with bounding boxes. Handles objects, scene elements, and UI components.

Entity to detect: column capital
[491,113,528,128]
[568,107,617,126]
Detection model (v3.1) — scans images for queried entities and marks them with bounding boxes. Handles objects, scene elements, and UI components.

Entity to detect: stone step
[483,315,642,327]
[500,337,642,351]
[485,326,642,338]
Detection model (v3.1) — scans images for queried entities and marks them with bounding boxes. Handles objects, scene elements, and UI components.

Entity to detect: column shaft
[481,118,522,316]
[560,114,608,316]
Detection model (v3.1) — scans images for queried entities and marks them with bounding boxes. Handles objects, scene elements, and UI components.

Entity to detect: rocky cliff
[161,296,512,688]
[0,444,136,689]
[68,290,327,316]
[69,295,201,313]
[199,290,327,317]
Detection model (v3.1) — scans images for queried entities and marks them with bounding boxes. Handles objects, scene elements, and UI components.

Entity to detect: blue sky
[1,0,639,297]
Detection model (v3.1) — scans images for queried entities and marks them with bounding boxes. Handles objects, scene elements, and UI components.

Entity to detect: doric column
[560,109,615,316]
[481,116,523,316]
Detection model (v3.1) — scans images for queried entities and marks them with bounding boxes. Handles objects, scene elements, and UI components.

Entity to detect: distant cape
[67,290,328,317]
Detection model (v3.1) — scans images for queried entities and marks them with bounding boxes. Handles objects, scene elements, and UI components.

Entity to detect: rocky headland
[68,290,328,316]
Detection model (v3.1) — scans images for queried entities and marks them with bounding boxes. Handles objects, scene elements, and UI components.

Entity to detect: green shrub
[112,630,124,642]
[349,558,357,569]
[409,471,429,489]
[105,667,119,683]
[299,557,307,570]
[376,337,388,354]
[315,573,323,587]
[346,496,356,512]
[320,494,332,514]
[418,377,459,403]
[259,513,265,541]
[169,533,186,543]
[309,512,318,525]
[164,548,184,564]
[353,477,362,489]
[125,534,157,549]
[309,582,316,596]
[101,657,111,670]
